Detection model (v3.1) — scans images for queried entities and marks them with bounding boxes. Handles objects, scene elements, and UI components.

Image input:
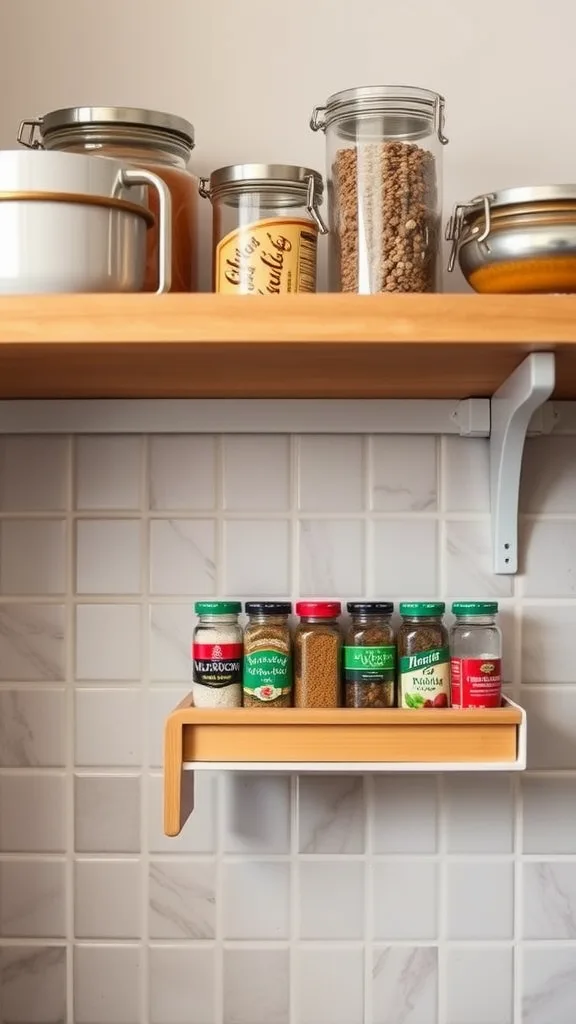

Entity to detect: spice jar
[450,602,502,708]
[18,106,197,292]
[294,601,342,708]
[344,602,396,707]
[192,601,243,708]
[199,164,326,293]
[397,602,449,709]
[310,86,448,293]
[243,602,292,708]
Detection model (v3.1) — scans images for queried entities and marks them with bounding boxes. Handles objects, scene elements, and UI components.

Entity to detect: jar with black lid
[243,602,292,708]
[343,602,396,707]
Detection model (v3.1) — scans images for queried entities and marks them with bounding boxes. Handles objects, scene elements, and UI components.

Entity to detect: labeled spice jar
[450,602,502,708]
[294,601,342,708]
[344,602,396,707]
[199,164,326,293]
[397,602,449,708]
[310,86,448,293]
[243,602,292,708]
[192,601,243,708]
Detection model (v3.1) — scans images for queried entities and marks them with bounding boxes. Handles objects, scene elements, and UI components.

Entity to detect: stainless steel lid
[310,85,448,144]
[207,163,323,195]
[470,185,576,210]
[18,106,195,152]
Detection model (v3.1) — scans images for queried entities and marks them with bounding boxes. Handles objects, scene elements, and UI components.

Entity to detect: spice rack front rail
[164,695,526,835]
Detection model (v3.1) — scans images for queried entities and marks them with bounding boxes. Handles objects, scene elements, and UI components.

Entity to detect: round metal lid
[209,163,323,195]
[474,185,576,210]
[40,106,195,147]
[324,84,442,116]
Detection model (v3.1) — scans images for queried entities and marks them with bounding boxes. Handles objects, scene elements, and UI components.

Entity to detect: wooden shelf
[2,293,576,398]
[164,694,526,836]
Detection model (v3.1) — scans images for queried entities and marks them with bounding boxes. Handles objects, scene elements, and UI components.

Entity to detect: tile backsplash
[0,429,576,1024]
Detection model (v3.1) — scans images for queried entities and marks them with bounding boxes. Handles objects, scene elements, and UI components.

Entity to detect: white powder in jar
[192,608,243,708]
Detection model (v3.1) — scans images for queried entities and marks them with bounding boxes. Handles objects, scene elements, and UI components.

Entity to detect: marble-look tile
[223,774,291,854]
[447,861,514,939]
[76,604,141,681]
[372,519,438,597]
[523,862,576,938]
[298,435,364,512]
[75,859,141,939]
[0,688,66,766]
[297,946,364,1024]
[522,776,576,853]
[373,775,438,853]
[224,947,289,1024]
[371,436,437,512]
[75,436,142,510]
[76,519,141,594]
[149,604,191,682]
[0,519,66,595]
[299,519,364,596]
[150,946,215,1024]
[446,520,513,598]
[75,775,141,854]
[0,773,66,853]
[299,860,364,939]
[74,944,141,1024]
[373,861,437,940]
[444,437,489,513]
[0,603,64,682]
[75,688,142,767]
[298,775,365,853]
[0,436,68,511]
[0,945,67,1023]
[446,947,513,1024]
[0,860,66,938]
[521,687,576,769]
[224,435,290,511]
[149,519,216,595]
[521,606,575,683]
[444,775,514,853]
[372,946,438,1024]
[522,948,576,1024]
[223,859,288,939]
[224,519,290,595]
[148,686,190,767]
[149,860,216,939]
[521,436,576,513]
[149,435,216,511]
[148,772,217,854]
[522,520,576,596]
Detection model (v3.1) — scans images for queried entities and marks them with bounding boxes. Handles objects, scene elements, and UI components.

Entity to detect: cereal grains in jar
[243,602,292,708]
[294,601,342,708]
[397,602,449,709]
[344,602,395,707]
[450,601,502,708]
[192,601,243,708]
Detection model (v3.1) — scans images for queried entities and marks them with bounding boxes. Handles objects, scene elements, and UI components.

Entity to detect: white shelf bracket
[490,352,555,574]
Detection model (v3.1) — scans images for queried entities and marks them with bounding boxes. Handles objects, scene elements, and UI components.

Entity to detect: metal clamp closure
[306,174,328,234]
[198,177,210,199]
[446,194,494,272]
[309,106,327,133]
[435,95,449,145]
[17,118,44,149]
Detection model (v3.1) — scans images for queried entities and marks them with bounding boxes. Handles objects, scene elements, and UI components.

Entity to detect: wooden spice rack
[164,695,526,835]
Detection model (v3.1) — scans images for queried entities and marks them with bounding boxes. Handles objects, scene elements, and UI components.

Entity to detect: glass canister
[450,601,502,708]
[18,106,197,293]
[397,602,450,709]
[199,164,326,293]
[343,602,395,707]
[294,601,342,708]
[310,86,448,293]
[243,602,292,708]
[192,601,243,708]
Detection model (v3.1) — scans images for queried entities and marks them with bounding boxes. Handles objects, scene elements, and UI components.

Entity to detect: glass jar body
[243,612,292,708]
[294,616,342,708]
[192,613,243,708]
[450,614,502,708]
[344,612,395,707]
[397,613,450,709]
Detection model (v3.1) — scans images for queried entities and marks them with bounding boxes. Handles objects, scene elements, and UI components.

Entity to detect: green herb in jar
[243,602,292,707]
[343,602,395,707]
[397,602,449,709]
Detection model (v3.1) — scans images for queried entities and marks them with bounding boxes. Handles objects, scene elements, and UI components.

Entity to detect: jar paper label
[243,649,292,701]
[399,646,450,708]
[343,645,395,685]
[215,218,318,294]
[451,657,502,708]
[193,642,243,688]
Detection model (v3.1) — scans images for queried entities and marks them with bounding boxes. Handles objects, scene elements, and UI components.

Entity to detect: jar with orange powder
[18,106,197,292]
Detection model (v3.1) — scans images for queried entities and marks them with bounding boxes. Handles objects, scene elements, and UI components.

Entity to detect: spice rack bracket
[164,695,526,835]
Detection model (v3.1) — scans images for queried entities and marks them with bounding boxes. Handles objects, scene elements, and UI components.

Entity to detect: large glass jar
[310,86,448,293]
[294,601,341,708]
[397,602,449,709]
[450,601,502,708]
[344,601,395,707]
[192,601,243,708]
[18,106,197,293]
[243,601,292,708]
[199,164,326,293]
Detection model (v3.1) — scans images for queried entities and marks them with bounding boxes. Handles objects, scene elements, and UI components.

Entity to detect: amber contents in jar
[143,160,197,292]
[469,256,576,293]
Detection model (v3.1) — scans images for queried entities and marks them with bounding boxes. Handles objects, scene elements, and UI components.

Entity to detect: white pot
[0,150,172,293]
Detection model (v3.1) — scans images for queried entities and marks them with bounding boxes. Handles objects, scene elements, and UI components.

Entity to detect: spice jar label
[215,218,318,294]
[399,646,450,708]
[451,657,502,708]
[192,642,243,688]
[243,649,291,702]
[343,646,395,684]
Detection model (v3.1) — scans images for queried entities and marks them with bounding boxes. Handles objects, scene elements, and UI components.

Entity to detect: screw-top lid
[245,601,292,615]
[39,106,194,146]
[452,601,498,615]
[195,601,241,615]
[399,601,446,617]
[296,601,341,618]
[347,601,394,614]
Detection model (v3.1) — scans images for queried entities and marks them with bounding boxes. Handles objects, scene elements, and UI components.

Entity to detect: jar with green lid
[192,601,243,708]
[397,602,449,709]
[343,602,396,707]
[243,602,292,708]
[450,601,502,708]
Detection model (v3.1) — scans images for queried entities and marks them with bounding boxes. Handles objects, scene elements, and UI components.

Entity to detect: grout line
[64,434,75,1024]
[140,435,151,1024]
[214,772,225,1024]
[364,773,374,1024]
[289,773,298,1024]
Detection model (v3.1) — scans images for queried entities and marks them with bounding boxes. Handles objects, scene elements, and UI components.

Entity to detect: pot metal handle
[119,167,172,294]
[17,118,44,149]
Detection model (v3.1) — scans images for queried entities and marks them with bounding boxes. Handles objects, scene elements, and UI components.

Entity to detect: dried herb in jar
[294,601,342,708]
[344,602,395,707]
[243,602,292,707]
[397,602,449,709]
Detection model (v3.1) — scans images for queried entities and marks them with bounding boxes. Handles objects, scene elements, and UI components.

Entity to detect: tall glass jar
[243,602,292,708]
[344,602,396,707]
[310,86,448,293]
[18,106,197,292]
[192,601,243,708]
[397,602,449,709]
[450,601,502,708]
[199,164,326,293]
[294,601,342,708]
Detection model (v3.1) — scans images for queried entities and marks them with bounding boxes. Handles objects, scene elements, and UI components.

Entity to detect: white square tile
[75,859,141,939]
[150,519,216,595]
[0,946,67,1023]
[521,436,576,513]
[521,686,576,768]
[0,773,65,852]
[371,436,437,512]
[150,604,191,682]
[0,688,66,767]
[445,775,514,853]
[446,520,513,598]
[149,686,190,767]
[76,604,141,681]
[446,948,513,1024]
[148,772,217,854]
[224,519,290,595]
[75,688,142,767]
[298,776,365,853]
[299,435,364,512]
[0,860,66,938]
[149,435,216,511]
[522,948,576,1024]
[521,606,575,683]
[522,776,576,853]
[372,946,437,1024]
[444,437,489,513]
[76,520,141,594]
[224,948,289,1024]
[0,437,68,511]
[223,774,291,854]
[224,435,290,511]
[74,945,141,1024]
[373,775,438,853]
[297,946,364,1024]
[150,946,215,1024]
[223,860,289,939]
[447,861,513,939]
[373,861,437,940]
[373,520,438,597]
[76,436,142,510]
[0,519,66,595]
[299,860,364,939]
[149,860,216,939]
[522,521,576,596]
[0,603,65,682]
[75,775,140,853]
[523,862,576,938]
[299,520,364,596]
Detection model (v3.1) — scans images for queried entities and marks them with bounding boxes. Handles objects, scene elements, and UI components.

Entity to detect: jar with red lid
[294,601,342,708]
